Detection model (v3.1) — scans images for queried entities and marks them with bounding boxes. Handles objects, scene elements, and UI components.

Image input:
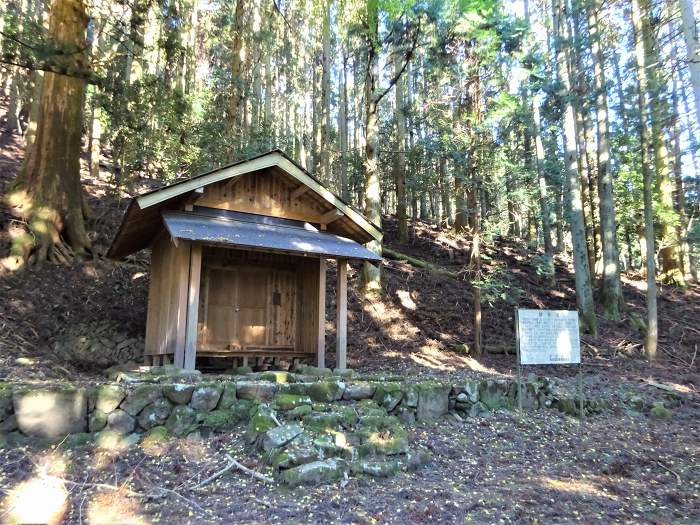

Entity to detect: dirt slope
[1,121,699,391]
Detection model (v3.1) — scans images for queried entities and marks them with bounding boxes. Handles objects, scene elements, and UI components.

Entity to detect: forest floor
[1,113,699,523]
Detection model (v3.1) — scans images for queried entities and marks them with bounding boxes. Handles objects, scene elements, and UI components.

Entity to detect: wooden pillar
[335,259,347,369]
[184,243,202,370]
[317,258,327,368]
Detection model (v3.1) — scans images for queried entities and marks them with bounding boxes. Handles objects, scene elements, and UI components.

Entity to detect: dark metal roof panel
[162,210,382,262]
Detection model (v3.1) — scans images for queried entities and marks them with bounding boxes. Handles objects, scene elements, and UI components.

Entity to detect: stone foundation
[0,365,604,485]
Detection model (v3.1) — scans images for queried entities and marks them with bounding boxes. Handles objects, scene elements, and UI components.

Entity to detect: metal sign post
[515,308,522,412]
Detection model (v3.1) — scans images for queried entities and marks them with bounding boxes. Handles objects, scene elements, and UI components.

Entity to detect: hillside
[1,124,699,390]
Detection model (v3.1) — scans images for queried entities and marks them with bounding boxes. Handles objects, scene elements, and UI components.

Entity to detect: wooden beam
[335,260,347,370]
[184,243,202,370]
[173,242,191,367]
[184,186,204,212]
[317,258,327,368]
[291,185,309,200]
[319,208,343,227]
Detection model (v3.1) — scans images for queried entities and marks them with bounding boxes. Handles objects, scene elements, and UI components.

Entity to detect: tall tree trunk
[227,0,247,138]
[552,0,597,334]
[631,0,658,360]
[588,0,624,319]
[532,100,553,254]
[3,0,91,270]
[361,14,382,292]
[394,52,408,243]
[678,0,700,133]
[643,6,685,285]
[320,0,332,183]
[338,49,350,200]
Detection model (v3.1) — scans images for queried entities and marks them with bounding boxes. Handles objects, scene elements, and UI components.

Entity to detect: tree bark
[587,0,624,319]
[394,52,408,243]
[678,0,700,133]
[3,0,91,270]
[532,100,553,254]
[552,0,597,334]
[631,0,658,360]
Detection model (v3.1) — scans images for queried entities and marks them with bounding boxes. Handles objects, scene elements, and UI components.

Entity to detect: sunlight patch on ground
[540,476,619,500]
[620,274,647,291]
[87,490,150,525]
[396,289,417,310]
[5,475,68,524]
[4,452,70,524]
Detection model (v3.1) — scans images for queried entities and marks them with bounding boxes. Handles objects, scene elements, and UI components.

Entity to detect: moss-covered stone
[478,380,515,411]
[308,381,345,402]
[416,382,450,422]
[13,387,88,437]
[270,443,319,470]
[342,382,376,400]
[256,371,290,384]
[217,382,237,409]
[166,405,197,436]
[278,383,312,396]
[351,459,401,477]
[138,398,173,430]
[107,409,136,434]
[360,423,409,456]
[280,458,347,487]
[246,405,278,443]
[163,383,195,405]
[190,384,223,412]
[88,410,108,432]
[293,365,334,378]
[287,405,313,419]
[262,424,304,452]
[302,407,357,432]
[272,394,313,411]
[121,385,163,416]
[197,409,238,430]
[95,384,126,413]
[373,383,403,411]
[236,381,278,401]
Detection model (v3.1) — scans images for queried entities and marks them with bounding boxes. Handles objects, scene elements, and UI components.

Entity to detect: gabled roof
[162,208,382,262]
[107,150,382,259]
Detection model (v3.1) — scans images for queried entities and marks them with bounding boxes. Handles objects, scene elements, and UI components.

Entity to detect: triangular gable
[136,150,381,241]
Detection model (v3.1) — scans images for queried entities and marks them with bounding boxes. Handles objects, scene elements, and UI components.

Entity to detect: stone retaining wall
[0,365,602,485]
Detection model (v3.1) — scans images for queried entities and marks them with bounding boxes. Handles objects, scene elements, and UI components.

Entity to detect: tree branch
[373,20,421,105]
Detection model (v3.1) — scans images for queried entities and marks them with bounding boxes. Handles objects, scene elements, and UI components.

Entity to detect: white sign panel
[517,309,580,365]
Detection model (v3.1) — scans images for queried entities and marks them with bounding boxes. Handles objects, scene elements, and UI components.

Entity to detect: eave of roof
[162,209,382,262]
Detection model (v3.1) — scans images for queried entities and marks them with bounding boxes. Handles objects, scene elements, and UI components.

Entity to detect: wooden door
[198,263,297,351]
[236,268,268,346]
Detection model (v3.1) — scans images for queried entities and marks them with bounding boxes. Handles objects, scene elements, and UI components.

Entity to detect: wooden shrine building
[108,150,382,370]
